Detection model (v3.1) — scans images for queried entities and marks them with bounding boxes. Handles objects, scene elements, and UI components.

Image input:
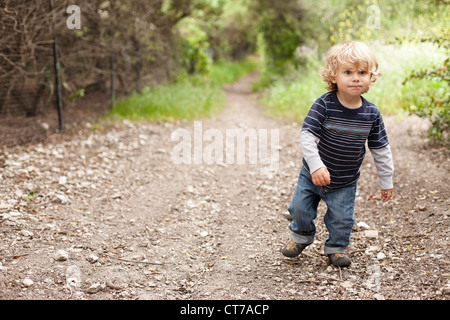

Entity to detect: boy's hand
[311,167,331,186]
[381,189,393,202]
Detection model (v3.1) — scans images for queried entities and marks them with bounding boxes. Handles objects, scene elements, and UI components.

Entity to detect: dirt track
[1,72,449,300]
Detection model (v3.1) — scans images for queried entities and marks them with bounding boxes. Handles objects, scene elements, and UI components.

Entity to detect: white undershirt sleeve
[369,145,394,190]
[300,130,326,174]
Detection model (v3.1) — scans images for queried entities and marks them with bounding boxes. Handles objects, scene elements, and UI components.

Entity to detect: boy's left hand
[381,189,393,202]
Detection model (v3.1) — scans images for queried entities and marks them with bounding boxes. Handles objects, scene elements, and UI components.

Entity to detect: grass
[260,41,448,122]
[259,61,324,122]
[109,57,259,121]
[364,41,448,115]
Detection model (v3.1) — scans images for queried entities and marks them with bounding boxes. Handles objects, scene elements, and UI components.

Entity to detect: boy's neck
[336,91,362,109]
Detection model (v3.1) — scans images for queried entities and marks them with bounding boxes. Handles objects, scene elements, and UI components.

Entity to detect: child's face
[332,63,371,97]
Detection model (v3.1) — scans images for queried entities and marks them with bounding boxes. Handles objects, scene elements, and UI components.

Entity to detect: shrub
[402,58,449,145]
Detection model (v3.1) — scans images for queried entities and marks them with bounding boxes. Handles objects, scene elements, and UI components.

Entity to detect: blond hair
[320,41,381,92]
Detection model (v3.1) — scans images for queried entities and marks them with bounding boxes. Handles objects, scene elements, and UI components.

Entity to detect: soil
[0,72,449,301]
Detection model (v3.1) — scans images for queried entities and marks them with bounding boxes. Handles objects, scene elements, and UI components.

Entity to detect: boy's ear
[331,77,337,84]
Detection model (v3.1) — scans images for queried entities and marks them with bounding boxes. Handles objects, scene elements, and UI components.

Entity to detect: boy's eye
[359,71,367,75]
[344,70,352,75]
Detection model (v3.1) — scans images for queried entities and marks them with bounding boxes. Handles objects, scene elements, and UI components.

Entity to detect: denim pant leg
[287,167,321,245]
[321,182,357,255]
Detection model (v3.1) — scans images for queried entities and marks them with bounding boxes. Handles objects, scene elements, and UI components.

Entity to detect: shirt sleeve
[300,97,327,173]
[368,111,389,149]
[301,131,326,174]
[368,111,394,189]
[301,97,327,139]
[370,145,394,190]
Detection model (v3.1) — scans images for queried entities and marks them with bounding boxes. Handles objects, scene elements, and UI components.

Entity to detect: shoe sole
[281,245,306,258]
[328,255,351,267]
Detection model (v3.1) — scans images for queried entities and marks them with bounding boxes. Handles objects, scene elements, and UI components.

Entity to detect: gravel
[0,73,449,300]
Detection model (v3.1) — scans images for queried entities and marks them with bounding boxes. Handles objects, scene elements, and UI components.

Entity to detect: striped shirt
[301,91,390,188]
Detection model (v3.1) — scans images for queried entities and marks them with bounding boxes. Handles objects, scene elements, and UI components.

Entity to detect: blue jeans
[288,166,357,255]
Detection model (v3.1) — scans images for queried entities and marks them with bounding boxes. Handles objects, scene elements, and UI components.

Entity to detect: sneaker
[281,240,307,258]
[328,253,351,267]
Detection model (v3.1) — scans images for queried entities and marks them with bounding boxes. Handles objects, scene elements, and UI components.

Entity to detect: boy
[282,41,394,267]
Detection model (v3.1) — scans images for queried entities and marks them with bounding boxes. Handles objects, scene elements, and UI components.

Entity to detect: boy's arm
[301,96,330,185]
[301,131,331,186]
[369,144,394,192]
[301,131,326,174]
[368,110,394,200]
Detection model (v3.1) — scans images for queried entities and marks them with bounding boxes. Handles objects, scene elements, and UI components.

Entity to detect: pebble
[86,254,99,263]
[283,211,292,221]
[442,282,450,294]
[364,230,379,239]
[21,230,34,238]
[59,176,67,185]
[55,194,70,204]
[373,293,385,300]
[0,265,7,272]
[377,252,386,260]
[23,278,34,287]
[357,222,371,230]
[199,231,209,238]
[86,283,104,294]
[54,249,69,261]
[340,281,353,288]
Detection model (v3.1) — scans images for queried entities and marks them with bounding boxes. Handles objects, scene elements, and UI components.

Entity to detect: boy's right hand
[311,167,331,186]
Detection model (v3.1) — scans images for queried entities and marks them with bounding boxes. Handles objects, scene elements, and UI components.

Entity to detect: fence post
[110,29,115,109]
[49,0,64,132]
[135,39,142,93]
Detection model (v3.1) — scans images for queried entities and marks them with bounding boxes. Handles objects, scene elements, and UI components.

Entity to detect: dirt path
[0,72,449,300]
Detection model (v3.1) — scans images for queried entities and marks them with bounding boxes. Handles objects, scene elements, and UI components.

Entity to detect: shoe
[328,253,351,267]
[281,240,307,258]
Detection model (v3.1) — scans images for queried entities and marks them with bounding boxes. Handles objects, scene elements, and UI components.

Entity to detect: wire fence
[0,0,184,147]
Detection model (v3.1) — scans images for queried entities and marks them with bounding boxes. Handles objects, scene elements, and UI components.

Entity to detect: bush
[402,58,449,145]
[109,57,259,121]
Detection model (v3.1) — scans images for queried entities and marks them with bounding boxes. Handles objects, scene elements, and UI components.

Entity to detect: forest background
[108,0,448,145]
[2,0,447,145]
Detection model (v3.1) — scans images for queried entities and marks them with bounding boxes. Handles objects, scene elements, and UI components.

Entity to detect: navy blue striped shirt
[302,91,389,188]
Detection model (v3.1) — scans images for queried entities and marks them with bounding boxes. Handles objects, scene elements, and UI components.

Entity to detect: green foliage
[260,58,324,121]
[257,0,450,149]
[173,0,228,74]
[208,56,259,85]
[251,0,304,88]
[109,58,258,121]
[69,88,85,102]
[384,0,449,45]
[394,1,449,145]
[177,18,212,74]
[402,59,449,145]
[363,42,447,114]
[218,1,256,59]
[328,3,376,45]
[110,81,222,121]
[257,15,303,74]
[261,40,448,124]
[108,0,449,149]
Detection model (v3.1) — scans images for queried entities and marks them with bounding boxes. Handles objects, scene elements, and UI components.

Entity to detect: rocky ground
[0,72,449,300]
